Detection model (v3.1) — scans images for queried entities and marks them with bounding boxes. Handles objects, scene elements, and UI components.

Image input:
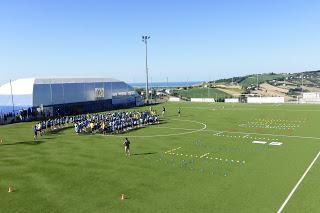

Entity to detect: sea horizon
[129,81,203,88]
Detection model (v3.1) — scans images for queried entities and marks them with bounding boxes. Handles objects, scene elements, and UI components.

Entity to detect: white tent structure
[0,78,34,107]
[0,77,141,115]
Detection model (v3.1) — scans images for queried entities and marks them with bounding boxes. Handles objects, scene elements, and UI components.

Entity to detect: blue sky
[0,0,319,85]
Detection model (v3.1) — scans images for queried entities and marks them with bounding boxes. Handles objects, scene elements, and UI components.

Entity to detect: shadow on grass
[41,137,55,140]
[2,140,44,146]
[133,152,157,156]
[45,126,73,135]
[164,115,192,118]
[89,123,168,136]
[155,121,168,125]
[49,131,64,135]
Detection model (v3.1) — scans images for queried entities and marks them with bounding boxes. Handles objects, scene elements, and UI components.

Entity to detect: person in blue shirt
[33,125,38,140]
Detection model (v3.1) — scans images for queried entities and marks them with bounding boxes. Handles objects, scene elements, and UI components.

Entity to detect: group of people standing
[32,109,160,139]
[73,110,160,135]
[32,105,183,157]
[33,115,79,140]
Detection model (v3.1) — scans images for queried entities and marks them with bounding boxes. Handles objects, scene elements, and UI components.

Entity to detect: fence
[247,97,285,104]
[190,98,215,103]
[168,97,181,102]
[225,98,239,103]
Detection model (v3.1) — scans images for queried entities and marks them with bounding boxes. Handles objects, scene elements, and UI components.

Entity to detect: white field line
[103,119,319,141]
[210,130,320,141]
[213,131,223,136]
[181,106,320,112]
[164,147,181,154]
[277,151,320,213]
[165,151,245,164]
[252,141,267,144]
[104,119,207,138]
[200,153,210,158]
[155,127,320,141]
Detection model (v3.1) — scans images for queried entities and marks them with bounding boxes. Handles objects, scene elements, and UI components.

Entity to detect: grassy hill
[174,87,231,100]
[238,73,285,87]
[214,73,286,87]
[211,70,320,98]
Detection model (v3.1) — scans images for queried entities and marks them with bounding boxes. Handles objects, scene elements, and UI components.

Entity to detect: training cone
[8,186,13,193]
[121,194,125,200]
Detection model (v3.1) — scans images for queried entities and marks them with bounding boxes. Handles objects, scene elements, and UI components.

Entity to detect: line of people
[33,116,76,140]
[74,110,160,134]
[33,109,160,140]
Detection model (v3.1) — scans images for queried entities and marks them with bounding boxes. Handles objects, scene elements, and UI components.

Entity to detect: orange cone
[121,194,125,200]
[8,186,13,193]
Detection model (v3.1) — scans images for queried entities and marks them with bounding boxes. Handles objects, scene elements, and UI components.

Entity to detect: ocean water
[129,81,202,88]
[0,106,30,114]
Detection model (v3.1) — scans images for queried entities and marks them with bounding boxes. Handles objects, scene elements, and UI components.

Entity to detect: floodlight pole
[142,35,150,103]
[9,79,15,114]
[150,77,152,100]
[301,74,303,92]
[187,77,189,91]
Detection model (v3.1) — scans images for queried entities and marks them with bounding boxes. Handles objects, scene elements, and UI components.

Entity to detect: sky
[0,0,320,85]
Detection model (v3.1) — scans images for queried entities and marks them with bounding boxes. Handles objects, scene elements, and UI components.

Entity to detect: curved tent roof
[0,78,35,95]
[34,77,120,84]
[0,77,122,95]
[0,77,130,108]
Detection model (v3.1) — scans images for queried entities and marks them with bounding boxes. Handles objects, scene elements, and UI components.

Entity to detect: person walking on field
[162,106,166,117]
[177,107,181,117]
[123,137,131,156]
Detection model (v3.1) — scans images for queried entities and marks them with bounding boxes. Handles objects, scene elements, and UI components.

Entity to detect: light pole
[142,35,150,103]
[9,79,15,114]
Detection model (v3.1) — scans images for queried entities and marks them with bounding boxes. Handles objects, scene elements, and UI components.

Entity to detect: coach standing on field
[123,137,131,157]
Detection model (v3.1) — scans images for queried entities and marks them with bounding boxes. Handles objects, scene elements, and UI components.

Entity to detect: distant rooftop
[34,77,120,84]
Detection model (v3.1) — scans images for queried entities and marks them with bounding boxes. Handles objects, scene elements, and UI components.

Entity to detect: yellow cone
[121,194,125,200]
[8,186,13,193]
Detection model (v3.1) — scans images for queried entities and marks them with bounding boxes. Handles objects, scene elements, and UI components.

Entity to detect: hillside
[170,70,320,101]
[174,87,231,101]
[210,70,320,99]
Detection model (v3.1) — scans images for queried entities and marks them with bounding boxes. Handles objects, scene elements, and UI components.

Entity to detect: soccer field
[1,102,320,212]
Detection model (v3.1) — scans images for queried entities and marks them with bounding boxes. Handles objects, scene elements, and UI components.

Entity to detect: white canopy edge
[0,78,35,95]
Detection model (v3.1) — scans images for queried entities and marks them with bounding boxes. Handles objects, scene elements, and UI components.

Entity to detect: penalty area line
[277,150,320,213]
[164,147,181,154]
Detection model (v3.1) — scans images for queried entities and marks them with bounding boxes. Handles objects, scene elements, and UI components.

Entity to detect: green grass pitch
[1,102,320,212]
